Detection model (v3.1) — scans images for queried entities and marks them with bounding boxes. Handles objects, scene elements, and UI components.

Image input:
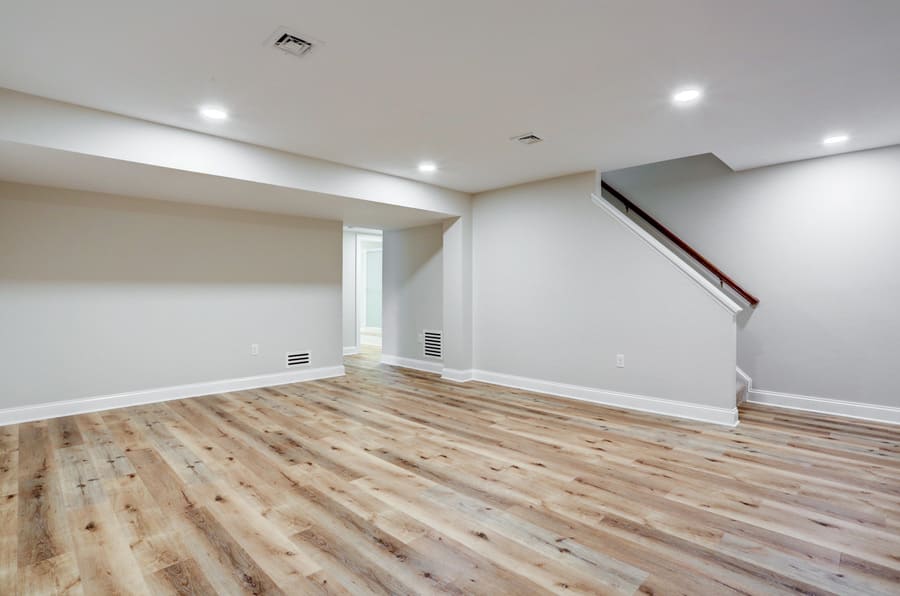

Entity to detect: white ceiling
[1,0,899,193]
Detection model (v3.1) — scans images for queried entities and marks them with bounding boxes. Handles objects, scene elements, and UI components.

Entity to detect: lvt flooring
[1,348,899,594]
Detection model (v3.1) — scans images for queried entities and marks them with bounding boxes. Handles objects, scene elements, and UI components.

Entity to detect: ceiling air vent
[512,132,543,145]
[423,330,442,359]
[286,351,311,367]
[270,28,315,57]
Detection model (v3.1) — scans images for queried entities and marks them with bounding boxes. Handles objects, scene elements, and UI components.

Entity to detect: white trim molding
[472,369,739,427]
[343,346,360,356]
[0,366,345,427]
[591,191,742,317]
[748,389,900,425]
[735,366,752,403]
[379,354,738,426]
[380,353,443,374]
[441,368,474,383]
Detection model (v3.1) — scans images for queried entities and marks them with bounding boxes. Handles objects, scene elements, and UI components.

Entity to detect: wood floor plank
[17,422,74,569]
[74,413,136,482]
[55,444,106,510]
[1,424,20,494]
[16,552,83,596]
[145,558,218,596]
[105,473,185,574]
[2,347,899,595]
[0,482,17,595]
[423,484,649,593]
[0,423,18,594]
[186,480,323,585]
[47,417,84,451]
[126,445,283,595]
[67,502,151,595]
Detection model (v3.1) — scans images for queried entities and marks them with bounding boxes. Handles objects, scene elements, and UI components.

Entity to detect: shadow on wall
[0,184,340,285]
[384,224,443,278]
[382,223,443,362]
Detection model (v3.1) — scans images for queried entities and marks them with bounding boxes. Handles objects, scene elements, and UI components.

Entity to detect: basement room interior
[1,1,899,594]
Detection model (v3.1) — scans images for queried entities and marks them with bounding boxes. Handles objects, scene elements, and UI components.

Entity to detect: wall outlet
[250,343,260,356]
[616,354,625,368]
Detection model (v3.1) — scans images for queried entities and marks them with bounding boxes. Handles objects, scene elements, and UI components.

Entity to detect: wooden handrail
[600,180,759,306]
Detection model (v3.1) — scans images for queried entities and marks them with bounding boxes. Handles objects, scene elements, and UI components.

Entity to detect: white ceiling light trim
[199,106,228,120]
[822,134,849,145]
[671,88,703,104]
[418,161,437,173]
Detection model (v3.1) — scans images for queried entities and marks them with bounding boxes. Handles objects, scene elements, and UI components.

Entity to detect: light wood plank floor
[1,349,899,595]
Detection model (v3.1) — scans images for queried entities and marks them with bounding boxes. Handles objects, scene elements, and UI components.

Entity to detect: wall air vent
[270,28,315,57]
[286,351,311,367]
[423,330,442,359]
[511,132,543,145]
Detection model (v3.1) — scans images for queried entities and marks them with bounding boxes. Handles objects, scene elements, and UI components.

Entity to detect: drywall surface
[0,88,471,218]
[342,231,357,350]
[473,172,737,409]
[604,146,900,408]
[0,182,342,409]
[383,224,443,362]
[441,212,474,375]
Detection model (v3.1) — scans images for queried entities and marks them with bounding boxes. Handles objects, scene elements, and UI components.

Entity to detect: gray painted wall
[382,224,443,362]
[342,231,357,349]
[472,172,737,409]
[604,146,900,407]
[0,182,342,409]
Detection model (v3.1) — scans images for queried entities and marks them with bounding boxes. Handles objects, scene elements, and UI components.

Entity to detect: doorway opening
[343,227,383,363]
[357,233,382,351]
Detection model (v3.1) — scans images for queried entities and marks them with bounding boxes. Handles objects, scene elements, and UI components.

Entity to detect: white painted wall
[342,231,358,351]
[441,213,474,379]
[604,146,900,408]
[473,172,737,412]
[383,224,443,362]
[0,182,342,410]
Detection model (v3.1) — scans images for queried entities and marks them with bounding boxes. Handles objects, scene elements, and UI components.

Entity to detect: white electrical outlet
[616,354,625,368]
[250,344,260,356]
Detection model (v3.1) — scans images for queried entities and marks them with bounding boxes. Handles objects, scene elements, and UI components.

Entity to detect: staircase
[600,179,759,417]
[600,180,759,307]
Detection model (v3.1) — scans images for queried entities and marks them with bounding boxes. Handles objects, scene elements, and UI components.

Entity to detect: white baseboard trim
[735,367,752,404]
[0,366,346,427]
[471,369,739,427]
[380,354,443,374]
[343,346,360,356]
[441,368,474,383]
[747,389,900,425]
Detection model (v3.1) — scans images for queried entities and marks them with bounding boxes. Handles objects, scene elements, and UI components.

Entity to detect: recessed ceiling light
[418,161,437,173]
[672,88,703,104]
[823,134,849,145]
[200,106,228,120]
